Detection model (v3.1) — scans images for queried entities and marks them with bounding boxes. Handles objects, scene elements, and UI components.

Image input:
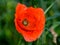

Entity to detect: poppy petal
[14,3,45,42]
[15,3,27,18]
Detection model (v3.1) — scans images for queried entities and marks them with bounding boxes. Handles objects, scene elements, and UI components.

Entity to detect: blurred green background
[0,0,60,45]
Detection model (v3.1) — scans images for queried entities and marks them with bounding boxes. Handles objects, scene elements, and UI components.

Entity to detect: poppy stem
[24,41,32,45]
[18,37,25,45]
[44,1,56,14]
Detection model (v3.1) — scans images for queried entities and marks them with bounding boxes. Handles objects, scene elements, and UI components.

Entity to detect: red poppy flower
[14,3,45,42]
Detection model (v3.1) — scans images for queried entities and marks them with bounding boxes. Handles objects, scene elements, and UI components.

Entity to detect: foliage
[0,0,60,45]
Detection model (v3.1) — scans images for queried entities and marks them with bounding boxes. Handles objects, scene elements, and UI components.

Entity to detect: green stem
[18,40,21,45]
[44,1,56,14]
[18,36,24,45]
[25,42,32,45]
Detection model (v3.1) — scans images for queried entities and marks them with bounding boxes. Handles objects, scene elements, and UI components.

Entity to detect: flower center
[22,19,28,26]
